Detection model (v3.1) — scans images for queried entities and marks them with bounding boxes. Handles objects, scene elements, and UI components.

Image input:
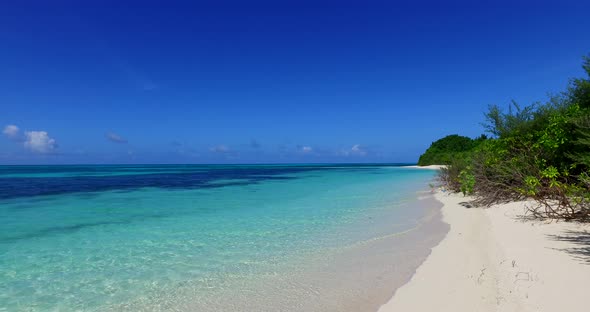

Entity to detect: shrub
[432,54,590,221]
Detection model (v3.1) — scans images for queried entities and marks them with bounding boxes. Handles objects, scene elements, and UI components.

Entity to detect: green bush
[458,167,475,196]
[430,54,590,220]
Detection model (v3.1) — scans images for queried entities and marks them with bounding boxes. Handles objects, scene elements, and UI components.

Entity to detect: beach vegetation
[429,54,590,221]
[418,134,486,166]
[458,167,475,196]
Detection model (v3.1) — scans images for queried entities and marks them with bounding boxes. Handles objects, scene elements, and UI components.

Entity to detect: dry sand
[378,191,590,312]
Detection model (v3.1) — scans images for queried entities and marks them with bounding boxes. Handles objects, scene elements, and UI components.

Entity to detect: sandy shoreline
[378,192,590,312]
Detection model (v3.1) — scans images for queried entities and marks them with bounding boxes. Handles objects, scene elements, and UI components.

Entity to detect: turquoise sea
[0,164,439,311]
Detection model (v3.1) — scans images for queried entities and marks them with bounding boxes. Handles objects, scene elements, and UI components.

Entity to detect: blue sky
[1,0,590,164]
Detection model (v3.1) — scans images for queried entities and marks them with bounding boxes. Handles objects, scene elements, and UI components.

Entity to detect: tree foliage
[417,134,486,166]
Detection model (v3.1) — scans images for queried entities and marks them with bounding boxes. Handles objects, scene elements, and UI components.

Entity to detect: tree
[417,134,482,166]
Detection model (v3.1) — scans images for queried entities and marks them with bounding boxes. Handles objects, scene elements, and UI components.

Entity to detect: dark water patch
[0,211,177,243]
[1,220,131,243]
[0,165,384,200]
[0,165,209,177]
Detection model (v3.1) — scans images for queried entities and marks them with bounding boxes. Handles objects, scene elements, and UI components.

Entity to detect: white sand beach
[379,191,590,312]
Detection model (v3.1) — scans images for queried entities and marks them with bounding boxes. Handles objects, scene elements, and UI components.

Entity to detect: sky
[1,0,590,164]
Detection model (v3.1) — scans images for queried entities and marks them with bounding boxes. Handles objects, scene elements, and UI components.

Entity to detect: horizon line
[0,162,418,167]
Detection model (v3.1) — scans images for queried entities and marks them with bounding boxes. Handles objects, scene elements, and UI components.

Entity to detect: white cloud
[340,144,367,156]
[3,125,20,139]
[3,124,58,154]
[106,132,128,143]
[23,131,58,153]
[351,144,367,156]
[301,146,313,153]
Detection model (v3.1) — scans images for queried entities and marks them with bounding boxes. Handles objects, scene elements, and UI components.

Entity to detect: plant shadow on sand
[458,201,474,208]
[547,230,590,265]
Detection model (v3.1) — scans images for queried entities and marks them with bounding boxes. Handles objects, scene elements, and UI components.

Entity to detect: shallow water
[0,164,440,311]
